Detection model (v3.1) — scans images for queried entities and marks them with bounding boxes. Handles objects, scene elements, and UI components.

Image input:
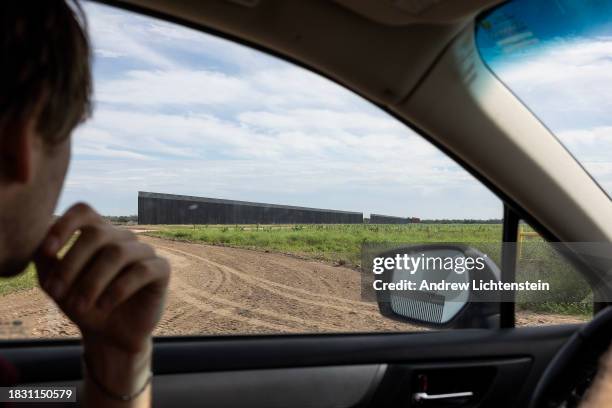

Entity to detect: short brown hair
[0,0,92,144]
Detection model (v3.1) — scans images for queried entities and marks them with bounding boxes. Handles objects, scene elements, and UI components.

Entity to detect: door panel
[0,324,579,407]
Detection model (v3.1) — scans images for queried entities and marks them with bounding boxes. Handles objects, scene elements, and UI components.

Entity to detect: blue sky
[57,1,611,218]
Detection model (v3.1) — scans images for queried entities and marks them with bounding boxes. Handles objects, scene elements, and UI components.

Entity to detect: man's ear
[0,119,35,184]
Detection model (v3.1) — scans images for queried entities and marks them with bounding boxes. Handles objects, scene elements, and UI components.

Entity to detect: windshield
[476,0,612,197]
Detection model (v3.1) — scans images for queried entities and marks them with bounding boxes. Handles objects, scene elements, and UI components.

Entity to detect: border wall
[138,192,363,225]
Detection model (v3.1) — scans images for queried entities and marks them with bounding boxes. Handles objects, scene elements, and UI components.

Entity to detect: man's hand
[34,202,170,405]
[581,349,612,407]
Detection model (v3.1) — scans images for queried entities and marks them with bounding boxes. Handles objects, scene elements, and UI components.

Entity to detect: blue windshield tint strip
[477,0,612,62]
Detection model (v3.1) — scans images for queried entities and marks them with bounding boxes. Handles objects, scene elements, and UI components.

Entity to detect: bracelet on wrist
[82,353,152,402]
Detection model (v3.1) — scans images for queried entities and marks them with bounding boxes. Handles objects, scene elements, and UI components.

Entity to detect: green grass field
[149,223,504,266]
[0,237,75,297]
[0,263,37,296]
[149,223,591,317]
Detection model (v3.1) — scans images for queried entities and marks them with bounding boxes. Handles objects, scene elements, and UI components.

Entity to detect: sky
[57,0,611,219]
[476,0,612,200]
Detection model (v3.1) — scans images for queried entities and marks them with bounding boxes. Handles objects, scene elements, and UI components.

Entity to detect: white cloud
[494,37,612,196]
[496,37,612,125]
[557,127,612,155]
[74,106,452,164]
[96,69,252,106]
[94,66,362,114]
[60,157,497,218]
[145,22,272,71]
[65,101,488,217]
[94,49,124,58]
[57,0,504,219]
[85,4,177,69]
[84,1,281,72]
[238,109,406,133]
[84,2,364,112]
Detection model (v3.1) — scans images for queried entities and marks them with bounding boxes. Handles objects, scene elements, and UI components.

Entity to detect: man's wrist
[82,336,152,397]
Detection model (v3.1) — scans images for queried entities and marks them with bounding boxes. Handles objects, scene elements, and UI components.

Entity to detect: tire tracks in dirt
[155,244,394,333]
[0,235,588,339]
[154,244,381,317]
[170,271,342,332]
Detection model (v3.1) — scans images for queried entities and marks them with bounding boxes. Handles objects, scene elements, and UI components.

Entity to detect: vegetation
[149,223,591,317]
[103,215,138,224]
[0,237,75,296]
[515,239,591,317]
[149,223,503,266]
[0,264,37,296]
[419,219,502,224]
[0,225,590,319]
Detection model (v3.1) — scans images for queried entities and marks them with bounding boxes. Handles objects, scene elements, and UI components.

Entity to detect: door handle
[413,391,474,402]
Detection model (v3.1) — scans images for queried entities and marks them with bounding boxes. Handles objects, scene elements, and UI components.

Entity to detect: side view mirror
[371,244,501,329]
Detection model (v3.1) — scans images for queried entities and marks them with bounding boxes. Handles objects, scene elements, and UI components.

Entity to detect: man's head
[0,1,91,277]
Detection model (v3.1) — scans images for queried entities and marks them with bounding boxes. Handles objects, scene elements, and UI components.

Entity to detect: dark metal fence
[370,213,416,224]
[138,192,363,225]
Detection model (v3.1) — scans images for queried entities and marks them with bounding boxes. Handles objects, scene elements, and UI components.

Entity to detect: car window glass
[0,1,591,339]
[515,222,591,326]
[476,0,612,198]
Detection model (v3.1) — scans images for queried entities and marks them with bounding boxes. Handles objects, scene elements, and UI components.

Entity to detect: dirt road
[0,236,586,339]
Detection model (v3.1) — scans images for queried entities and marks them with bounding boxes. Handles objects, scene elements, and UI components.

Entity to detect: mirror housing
[373,244,501,329]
